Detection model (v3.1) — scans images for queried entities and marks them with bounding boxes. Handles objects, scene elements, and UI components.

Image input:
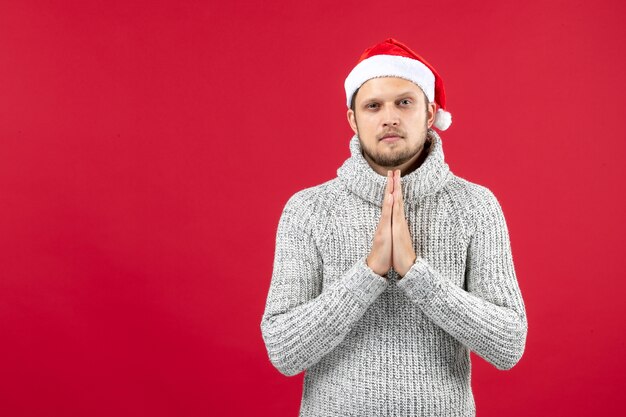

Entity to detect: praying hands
[366,169,418,278]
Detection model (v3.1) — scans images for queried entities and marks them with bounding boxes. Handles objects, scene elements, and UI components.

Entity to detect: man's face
[347,77,436,175]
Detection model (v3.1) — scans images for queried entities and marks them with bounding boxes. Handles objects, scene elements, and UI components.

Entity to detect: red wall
[1,0,625,415]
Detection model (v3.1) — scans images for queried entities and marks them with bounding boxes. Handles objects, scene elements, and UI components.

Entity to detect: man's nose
[382,105,400,126]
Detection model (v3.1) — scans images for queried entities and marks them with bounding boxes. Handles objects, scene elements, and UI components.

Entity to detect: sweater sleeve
[260,193,388,376]
[396,189,528,370]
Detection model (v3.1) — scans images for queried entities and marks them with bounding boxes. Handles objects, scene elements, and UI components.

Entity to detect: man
[260,38,528,416]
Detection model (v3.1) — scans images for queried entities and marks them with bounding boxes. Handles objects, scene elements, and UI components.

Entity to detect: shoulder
[283,177,341,212]
[445,175,500,207]
[279,178,342,233]
[442,174,507,232]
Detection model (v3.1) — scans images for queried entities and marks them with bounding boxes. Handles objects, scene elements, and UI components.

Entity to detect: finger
[394,170,405,218]
[381,187,393,223]
[384,170,394,195]
[398,171,404,217]
[381,171,393,218]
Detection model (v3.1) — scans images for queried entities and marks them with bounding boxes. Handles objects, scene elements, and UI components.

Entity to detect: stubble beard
[358,124,429,169]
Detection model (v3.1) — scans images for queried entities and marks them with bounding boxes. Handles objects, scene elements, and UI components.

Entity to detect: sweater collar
[337,129,452,207]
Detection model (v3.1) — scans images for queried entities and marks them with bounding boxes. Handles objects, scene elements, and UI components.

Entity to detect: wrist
[397,255,417,278]
[366,257,389,278]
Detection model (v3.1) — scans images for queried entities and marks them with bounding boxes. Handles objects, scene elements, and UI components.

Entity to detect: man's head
[343,38,451,175]
[347,76,436,175]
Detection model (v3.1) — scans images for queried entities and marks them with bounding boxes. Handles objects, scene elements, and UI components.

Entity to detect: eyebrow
[394,91,418,98]
[364,91,418,101]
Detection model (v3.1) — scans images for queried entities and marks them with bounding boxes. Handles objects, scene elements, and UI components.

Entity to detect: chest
[318,195,470,288]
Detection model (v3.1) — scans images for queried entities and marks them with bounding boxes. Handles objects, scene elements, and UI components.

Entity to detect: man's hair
[350,84,430,115]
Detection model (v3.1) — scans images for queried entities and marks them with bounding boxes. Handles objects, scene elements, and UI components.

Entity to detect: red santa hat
[344,38,452,131]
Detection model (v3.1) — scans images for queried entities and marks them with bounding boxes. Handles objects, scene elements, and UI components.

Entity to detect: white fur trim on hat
[344,55,435,108]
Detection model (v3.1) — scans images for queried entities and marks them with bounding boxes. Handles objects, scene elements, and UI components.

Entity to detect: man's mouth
[380,133,403,142]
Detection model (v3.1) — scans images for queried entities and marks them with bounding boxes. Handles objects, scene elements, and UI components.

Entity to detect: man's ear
[347,109,358,135]
[426,102,437,128]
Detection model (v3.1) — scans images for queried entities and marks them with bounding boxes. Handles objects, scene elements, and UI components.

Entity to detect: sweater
[260,129,528,417]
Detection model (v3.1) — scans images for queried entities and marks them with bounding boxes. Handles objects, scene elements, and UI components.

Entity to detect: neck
[336,129,452,207]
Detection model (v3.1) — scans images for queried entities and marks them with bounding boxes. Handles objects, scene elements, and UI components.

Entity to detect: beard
[358,125,430,168]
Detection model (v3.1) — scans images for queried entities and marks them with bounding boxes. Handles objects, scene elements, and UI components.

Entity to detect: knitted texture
[260,129,528,417]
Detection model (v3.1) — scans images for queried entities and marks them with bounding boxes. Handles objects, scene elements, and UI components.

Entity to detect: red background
[1,0,625,415]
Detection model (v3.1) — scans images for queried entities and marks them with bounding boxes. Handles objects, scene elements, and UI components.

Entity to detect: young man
[260,38,528,417]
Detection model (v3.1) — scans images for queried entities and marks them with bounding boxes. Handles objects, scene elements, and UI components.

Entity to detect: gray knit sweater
[260,129,528,417]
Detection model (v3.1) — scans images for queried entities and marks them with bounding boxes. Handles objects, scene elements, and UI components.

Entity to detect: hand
[391,170,417,277]
[366,170,394,277]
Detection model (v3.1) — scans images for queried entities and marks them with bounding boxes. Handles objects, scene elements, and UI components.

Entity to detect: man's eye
[400,99,411,105]
[366,103,379,109]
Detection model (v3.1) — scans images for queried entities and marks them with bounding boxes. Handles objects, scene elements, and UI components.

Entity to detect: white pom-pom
[433,108,452,131]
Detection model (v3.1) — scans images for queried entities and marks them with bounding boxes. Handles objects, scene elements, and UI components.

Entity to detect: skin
[346,77,437,278]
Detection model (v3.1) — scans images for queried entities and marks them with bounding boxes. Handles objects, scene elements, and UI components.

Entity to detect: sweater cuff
[340,256,388,305]
[396,257,440,305]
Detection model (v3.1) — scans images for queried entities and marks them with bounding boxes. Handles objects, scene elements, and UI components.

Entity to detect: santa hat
[344,38,452,131]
